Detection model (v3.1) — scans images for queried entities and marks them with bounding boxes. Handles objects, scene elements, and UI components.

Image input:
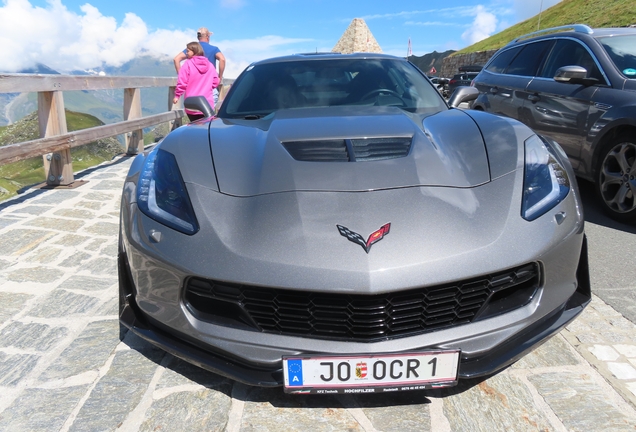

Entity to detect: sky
[0,0,563,78]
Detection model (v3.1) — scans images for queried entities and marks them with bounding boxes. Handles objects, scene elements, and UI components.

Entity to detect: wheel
[360,88,402,101]
[596,134,636,223]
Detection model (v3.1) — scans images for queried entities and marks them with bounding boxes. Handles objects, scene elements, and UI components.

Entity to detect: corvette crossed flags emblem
[337,223,391,254]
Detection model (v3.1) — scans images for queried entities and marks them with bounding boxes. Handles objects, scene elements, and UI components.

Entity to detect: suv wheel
[596,134,636,223]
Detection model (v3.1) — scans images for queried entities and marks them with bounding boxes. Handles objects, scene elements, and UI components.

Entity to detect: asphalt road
[576,178,636,322]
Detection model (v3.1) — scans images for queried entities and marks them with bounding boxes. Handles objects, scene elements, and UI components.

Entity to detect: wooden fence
[0,74,188,187]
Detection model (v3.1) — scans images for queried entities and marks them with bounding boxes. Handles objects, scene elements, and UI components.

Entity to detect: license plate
[283,350,460,394]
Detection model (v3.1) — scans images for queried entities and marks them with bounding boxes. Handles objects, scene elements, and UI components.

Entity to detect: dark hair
[186,42,204,56]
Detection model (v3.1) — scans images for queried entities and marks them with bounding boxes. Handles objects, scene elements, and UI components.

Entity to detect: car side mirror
[554,66,599,86]
[448,86,479,108]
[184,96,214,118]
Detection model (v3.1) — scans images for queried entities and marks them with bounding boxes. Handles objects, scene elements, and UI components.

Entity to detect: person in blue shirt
[174,27,226,105]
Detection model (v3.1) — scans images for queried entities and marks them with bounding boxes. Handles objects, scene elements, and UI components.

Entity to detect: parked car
[119,53,590,394]
[428,75,450,98]
[471,24,636,223]
[448,72,479,97]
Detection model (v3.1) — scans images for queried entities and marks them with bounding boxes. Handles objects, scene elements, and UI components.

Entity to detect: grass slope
[0,110,124,201]
[456,0,636,54]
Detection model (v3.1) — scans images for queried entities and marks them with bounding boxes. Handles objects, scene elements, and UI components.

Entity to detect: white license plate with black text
[283,350,460,394]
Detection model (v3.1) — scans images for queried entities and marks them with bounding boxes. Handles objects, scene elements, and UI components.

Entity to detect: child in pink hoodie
[173,42,220,121]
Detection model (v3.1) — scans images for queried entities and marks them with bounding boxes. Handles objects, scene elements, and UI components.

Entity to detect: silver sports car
[119,53,590,394]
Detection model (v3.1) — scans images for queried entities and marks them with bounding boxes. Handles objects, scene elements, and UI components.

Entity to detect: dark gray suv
[472,24,636,223]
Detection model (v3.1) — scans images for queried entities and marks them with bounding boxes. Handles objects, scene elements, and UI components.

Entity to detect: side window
[505,41,553,77]
[485,47,521,73]
[541,39,603,81]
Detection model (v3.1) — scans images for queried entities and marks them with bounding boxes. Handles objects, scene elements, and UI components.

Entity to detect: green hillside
[0,110,124,201]
[456,0,636,54]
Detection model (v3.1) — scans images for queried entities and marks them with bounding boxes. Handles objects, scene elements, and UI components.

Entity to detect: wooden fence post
[168,86,182,131]
[124,88,143,154]
[38,91,74,186]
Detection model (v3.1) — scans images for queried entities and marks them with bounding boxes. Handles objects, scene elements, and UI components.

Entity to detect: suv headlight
[136,147,199,235]
[522,135,570,221]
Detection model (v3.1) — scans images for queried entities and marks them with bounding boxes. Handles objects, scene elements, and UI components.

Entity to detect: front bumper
[118,237,591,387]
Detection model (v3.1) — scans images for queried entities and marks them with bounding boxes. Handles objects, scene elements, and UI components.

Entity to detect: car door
[522,38,604,170]
[476,41,552,120]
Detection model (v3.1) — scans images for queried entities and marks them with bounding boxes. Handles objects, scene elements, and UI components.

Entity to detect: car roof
[249,52,407,66]
[506,24,636,46]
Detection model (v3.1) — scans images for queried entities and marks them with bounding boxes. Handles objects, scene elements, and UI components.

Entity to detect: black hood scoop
[282,137,412,162]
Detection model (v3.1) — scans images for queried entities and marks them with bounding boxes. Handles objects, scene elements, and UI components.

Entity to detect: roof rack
[508,24,593,45]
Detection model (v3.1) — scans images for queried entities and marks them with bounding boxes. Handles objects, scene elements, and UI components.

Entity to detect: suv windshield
[598,35,636,79]
[219,58,446,118]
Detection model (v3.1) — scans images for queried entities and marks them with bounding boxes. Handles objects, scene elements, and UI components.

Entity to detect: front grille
[185,263,539,342]
[282,137,412,162]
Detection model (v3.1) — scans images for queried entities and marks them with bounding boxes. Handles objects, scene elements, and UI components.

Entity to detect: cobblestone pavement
[1,155,636,432]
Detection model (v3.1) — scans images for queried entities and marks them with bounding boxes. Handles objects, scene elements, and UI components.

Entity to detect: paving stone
[157,356,231,390]
[0,385,89,432]
[95,297,119,316]
[82,257,117,275]
[76,201,105,210]
[140,389,231,432]
[53,234,90,247]
[85,238,108,251]
[90,180,123,191]
[589,345,620,361]
[615,344,636,358]
[355,391,432,431]
[512,335,580,369]
[25,217,85,232]
[40,320,120,381]
[0,352,40,386]
[8,205,51,216]
[0,229,54,255]
[69,348,164,432]
[31,191,81,205]
[54,208,96,219]
[441,374,553,432]
[25,246,64,264]
[82,192,114,202]
[102,242,119,257]
[529,371,636,431]
[0,292,32,324]
[0,218,19,229]
[607,362,636,380]
[62,275,115,292]
[83,221,118,236]
[0,322,68,351]
[28,289,100,318]
[239,387,361,431]
[59,252,93,268]
[6,266,65,283]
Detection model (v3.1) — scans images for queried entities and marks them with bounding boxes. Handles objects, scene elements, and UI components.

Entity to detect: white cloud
[461,5,498,45]
[0,0,313,77]
[216,35,316,78]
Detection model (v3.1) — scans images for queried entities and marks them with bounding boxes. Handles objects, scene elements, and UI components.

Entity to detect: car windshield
[219,57,446,118]
[598,35,636,79]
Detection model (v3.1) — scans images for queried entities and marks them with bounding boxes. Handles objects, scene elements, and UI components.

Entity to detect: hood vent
[283,137,412,162]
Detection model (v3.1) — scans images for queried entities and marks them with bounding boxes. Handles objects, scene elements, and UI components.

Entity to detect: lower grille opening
[184,263,540,342]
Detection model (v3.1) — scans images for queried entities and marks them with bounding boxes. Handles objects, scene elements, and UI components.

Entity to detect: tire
[596,134,636,223]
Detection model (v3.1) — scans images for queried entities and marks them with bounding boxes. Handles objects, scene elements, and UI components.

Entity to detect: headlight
[522,135,570,221]
[136,147,199,235]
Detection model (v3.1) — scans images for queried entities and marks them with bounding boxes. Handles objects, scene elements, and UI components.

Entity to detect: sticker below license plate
[283,350,459,394]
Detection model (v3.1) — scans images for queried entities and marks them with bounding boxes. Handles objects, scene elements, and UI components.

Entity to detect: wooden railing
[0,74,187,186]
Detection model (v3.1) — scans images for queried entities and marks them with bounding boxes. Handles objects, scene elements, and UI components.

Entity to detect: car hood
[209,106,490,196]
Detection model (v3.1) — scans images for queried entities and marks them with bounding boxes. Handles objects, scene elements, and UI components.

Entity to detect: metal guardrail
[0,73,186,186]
